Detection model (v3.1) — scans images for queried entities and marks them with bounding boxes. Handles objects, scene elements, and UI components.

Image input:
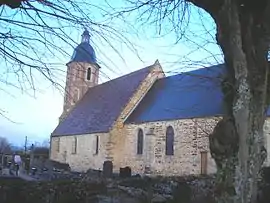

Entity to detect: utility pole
[24,136,27,154]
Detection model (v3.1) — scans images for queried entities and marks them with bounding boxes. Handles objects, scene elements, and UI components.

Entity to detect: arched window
[137,129,144,155]
[200,151,208,174]
[87,67,91,81]
[165,126,174,155]
[95,135,99,154]
[55,138,60,152]
[72,137,77,154]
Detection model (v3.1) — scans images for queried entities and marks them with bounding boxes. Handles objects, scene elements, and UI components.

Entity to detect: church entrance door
[200,151,208,175]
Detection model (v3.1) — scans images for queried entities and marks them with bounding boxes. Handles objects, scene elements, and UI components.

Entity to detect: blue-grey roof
[126,64,270,123]
[70,42,97,64]
[52,66,152,136]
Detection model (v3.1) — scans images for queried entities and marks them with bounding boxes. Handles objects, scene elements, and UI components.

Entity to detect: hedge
[0,178,107,203]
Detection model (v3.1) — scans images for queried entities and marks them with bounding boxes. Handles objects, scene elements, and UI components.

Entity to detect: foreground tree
[116,1,270,203]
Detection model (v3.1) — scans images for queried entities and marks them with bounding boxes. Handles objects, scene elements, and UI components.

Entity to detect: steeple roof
[69,29,97,64]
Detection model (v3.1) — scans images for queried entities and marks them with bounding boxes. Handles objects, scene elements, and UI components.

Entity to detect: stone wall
[110,117,220,176]
[50,133,108,172]
[59,62,99,122]
[110,117,270,176]
[50,117,270,176]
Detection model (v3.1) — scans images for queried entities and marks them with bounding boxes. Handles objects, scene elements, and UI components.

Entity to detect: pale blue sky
[0,1,222,147]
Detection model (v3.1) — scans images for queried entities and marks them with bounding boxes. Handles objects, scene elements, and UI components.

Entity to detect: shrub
[0,178,107,203]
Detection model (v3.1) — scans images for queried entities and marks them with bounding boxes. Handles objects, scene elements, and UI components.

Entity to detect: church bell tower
[59,29,100,122]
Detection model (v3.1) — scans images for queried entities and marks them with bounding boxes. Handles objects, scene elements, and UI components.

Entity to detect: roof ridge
[157,64,225,82]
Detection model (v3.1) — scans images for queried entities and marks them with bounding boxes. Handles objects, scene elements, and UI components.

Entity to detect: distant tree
[41,138,50,148]
[0,136,12,154]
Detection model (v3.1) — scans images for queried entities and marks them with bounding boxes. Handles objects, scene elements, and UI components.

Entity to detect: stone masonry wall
[50,133,108,172]
[49,117,270,175]
[110,117,220,176]
[110,117,270,176]
[59,62,99,122]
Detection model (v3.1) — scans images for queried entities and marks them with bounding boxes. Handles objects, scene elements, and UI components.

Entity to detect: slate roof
[70,42,97,64]
[52,66,152,136]
[126,64,270,124]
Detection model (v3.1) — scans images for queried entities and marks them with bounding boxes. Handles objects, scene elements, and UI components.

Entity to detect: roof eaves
[51,130,109,137]
[125,114,224,125]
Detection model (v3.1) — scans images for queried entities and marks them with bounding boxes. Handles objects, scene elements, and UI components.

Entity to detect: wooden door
[201,151,208,175]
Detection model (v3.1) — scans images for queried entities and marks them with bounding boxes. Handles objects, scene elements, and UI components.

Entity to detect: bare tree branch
[0,0,143,120]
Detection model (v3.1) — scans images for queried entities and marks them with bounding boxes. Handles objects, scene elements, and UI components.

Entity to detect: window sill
[165,155,174,160]
[135,154,143,161]
[136,154,144,160]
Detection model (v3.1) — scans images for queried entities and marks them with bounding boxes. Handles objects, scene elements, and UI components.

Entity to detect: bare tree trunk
[232,73,267,203]
[212,1,269,203]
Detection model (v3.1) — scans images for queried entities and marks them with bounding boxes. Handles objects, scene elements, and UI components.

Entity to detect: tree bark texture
[207,1,270,203]
[189,0,270,203]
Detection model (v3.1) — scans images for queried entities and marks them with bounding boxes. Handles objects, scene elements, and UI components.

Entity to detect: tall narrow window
[95,135,99,154]
[137,129,144,155]
[55,138,60,152]
[72,137,77,154]
[201,151,208,175]
[87,67,91,81]
[165,126,174,155]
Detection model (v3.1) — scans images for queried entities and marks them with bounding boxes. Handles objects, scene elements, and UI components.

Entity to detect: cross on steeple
[81,28,90,43]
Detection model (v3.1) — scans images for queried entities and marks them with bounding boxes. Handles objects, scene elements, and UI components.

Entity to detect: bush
[0,178,107,203]
[172,181,192,203]
[261,167,270,184]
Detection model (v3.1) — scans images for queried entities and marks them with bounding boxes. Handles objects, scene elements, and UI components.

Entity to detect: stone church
[50,30,270,176]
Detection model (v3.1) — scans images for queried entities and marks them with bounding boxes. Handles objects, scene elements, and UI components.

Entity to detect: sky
[0,1,222,147]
